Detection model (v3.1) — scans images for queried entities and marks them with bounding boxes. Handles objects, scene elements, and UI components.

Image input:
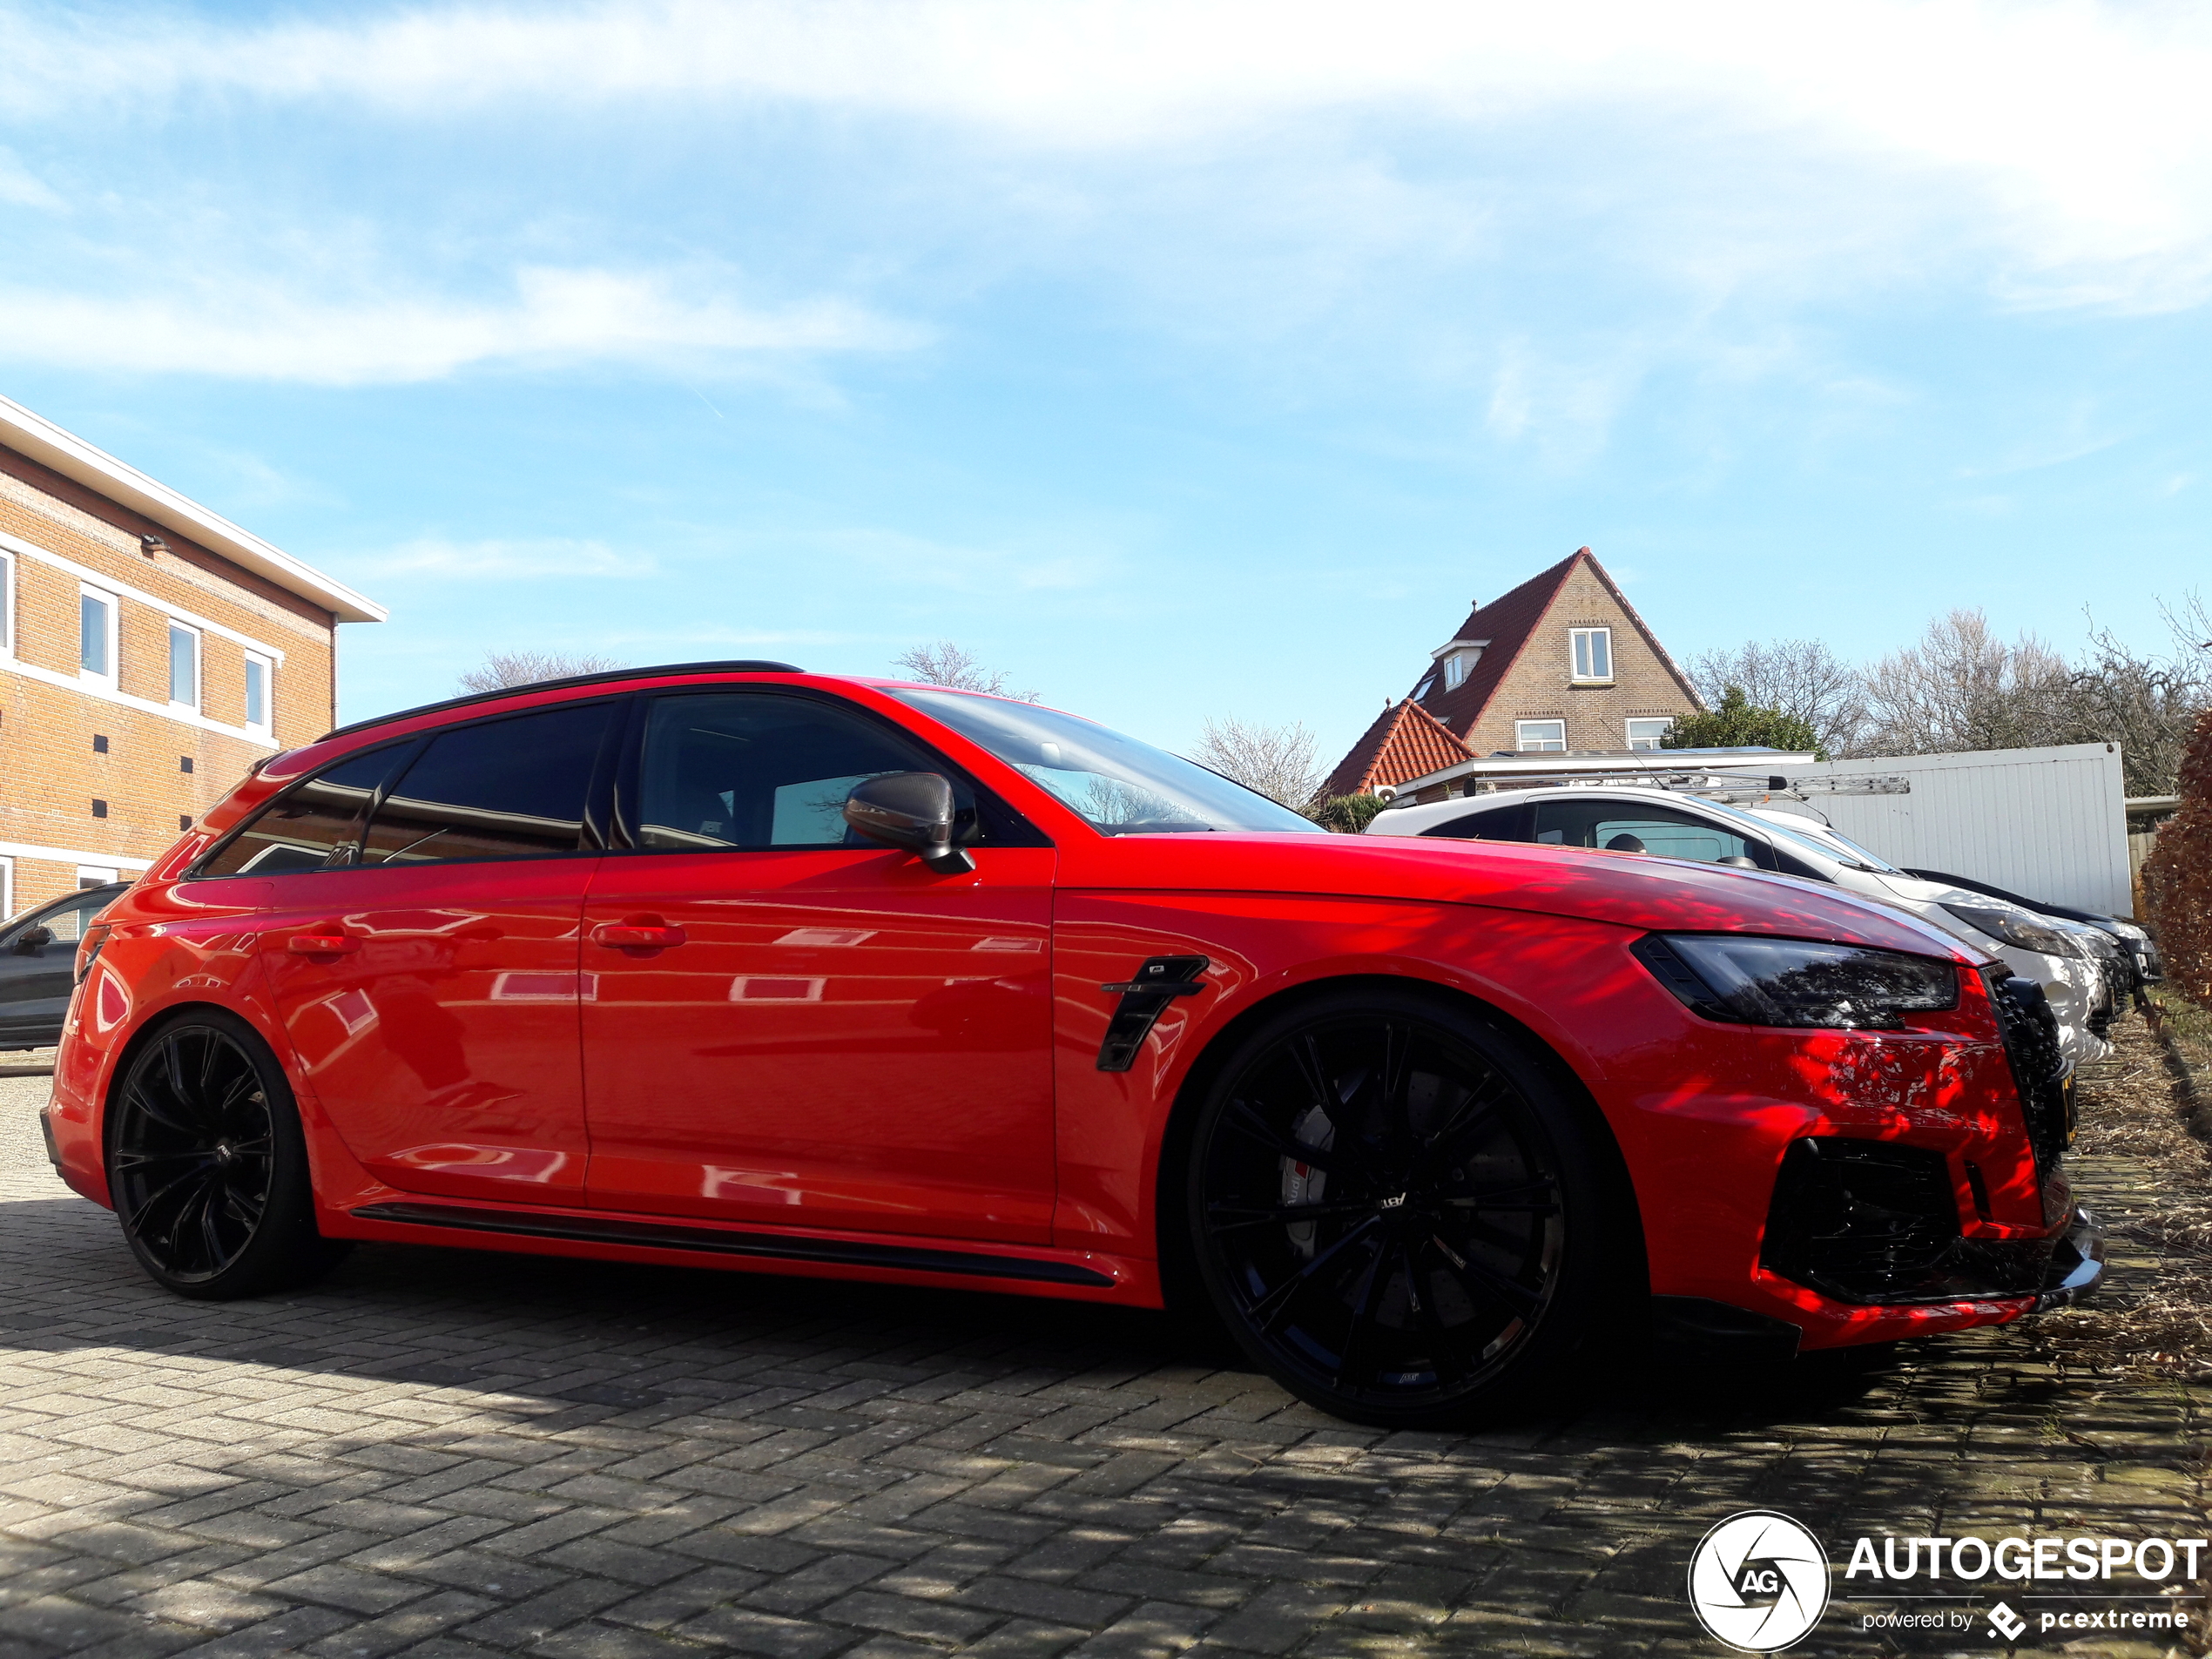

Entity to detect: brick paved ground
[3,1022,2206,1658]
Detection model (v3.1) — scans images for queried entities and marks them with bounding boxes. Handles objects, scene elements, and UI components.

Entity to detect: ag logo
[1687,1510,1831,1651]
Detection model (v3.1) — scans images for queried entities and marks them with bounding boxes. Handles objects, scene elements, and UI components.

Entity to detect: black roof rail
[317,660,805,742]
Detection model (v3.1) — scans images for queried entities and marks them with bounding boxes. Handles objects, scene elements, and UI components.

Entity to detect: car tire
[105,1009,349,1301]
[1184,988,1630,1428]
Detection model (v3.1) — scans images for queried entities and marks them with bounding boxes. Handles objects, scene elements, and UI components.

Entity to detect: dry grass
[2018,1011,2212,1383]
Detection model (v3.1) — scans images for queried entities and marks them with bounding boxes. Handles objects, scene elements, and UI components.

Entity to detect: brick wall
[1462,560,1696,755]
[0,446,336,914]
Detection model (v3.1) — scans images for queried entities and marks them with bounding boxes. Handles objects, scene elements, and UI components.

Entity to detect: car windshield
[1707,800,1900,872]
[1804,825,1904,873]
[893,688,1325,836]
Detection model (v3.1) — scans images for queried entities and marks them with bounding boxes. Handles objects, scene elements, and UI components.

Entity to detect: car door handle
[287,934,359,955]
[591,921,687,950]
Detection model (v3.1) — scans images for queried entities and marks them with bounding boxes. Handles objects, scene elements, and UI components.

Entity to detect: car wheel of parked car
[106,1012,346,1299]
[1185,990,1620,1427]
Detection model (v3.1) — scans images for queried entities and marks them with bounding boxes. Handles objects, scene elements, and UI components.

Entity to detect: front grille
[1761,1138,1960,1303]
[1760,1136,2057,1305]
[1983,967,2070,1182]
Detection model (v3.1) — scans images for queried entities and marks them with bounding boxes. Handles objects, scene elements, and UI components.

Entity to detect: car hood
[1060,832,1978,961]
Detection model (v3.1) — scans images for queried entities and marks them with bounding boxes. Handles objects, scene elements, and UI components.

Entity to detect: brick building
[1321,546,1700,798]
[0,394,384,915]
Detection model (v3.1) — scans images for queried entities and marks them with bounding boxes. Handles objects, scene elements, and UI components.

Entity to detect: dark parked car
[0,884,131,1050]
[1902,868,2162,998]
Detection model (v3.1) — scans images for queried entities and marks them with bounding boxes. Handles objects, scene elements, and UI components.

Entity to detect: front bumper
[1668,968,2099,1352]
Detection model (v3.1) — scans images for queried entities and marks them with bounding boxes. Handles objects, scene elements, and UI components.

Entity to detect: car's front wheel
[1184,989,1629,1427]
[106,1011,347,1300]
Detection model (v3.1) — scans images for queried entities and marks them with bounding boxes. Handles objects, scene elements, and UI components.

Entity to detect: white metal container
[1778,744,2131,918]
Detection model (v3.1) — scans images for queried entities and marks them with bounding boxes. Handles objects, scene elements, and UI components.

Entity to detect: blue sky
[3,1,2210,765]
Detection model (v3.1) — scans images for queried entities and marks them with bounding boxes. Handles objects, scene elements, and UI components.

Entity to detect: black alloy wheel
[107,1013,346,1299]
[1186,992,1622,1426]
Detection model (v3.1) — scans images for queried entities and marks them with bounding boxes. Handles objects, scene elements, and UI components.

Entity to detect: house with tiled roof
[1321,547,1701,799]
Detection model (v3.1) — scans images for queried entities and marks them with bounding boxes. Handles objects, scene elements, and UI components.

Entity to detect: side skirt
[348,1201,1120,1289]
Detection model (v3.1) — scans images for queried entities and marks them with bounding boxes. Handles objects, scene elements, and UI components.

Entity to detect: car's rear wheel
[1185,990,1625,1427]
[106,1012,346,1300]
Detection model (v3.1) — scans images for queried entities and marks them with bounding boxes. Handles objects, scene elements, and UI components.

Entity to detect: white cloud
[808,528,1109,595]
[361,536,656,579]
[0,264,921,384]
[11,2,2212,310]
[0,146,62,209]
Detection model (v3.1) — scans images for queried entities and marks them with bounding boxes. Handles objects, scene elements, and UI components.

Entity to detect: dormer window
[1426,635,1489,698]
[1570,627,1612,682]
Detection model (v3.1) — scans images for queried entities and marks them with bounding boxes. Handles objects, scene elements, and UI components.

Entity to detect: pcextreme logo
[1687,1511,1831,1652]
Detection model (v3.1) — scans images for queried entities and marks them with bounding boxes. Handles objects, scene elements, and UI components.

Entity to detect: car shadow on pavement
[0,1194,1919,1439]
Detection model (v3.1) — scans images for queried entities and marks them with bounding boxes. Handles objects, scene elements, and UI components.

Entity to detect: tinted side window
[5,891,111,951]
[199,745,410,877]
[44,891,118,944]
[635,693,970,852]
[362,703,615,866]
[1421,804,1527,840]
[1531,799,1765,864]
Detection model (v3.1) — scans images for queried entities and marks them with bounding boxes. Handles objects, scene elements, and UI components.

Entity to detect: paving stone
[1187,1584,1344,1655]
[814,1590,998,1644]
[529,1546,691,1592]
[1061,1602,1217,1659]
[452,1581,632,1649]
[0,1034,2206,1659]
[666,1604,850,1659]
[736,1554,890,1618]
[302,1593,497,1659]
[261,1566,432,1618]
[169,1606,359,1659]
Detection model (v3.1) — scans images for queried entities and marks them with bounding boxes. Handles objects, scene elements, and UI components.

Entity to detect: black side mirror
[12,926,53,955]
[843,772,976,874]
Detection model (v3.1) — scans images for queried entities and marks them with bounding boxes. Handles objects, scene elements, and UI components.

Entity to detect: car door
[0,888,122,1047]
[578,688,1057,1243]
[248,698,619,1204]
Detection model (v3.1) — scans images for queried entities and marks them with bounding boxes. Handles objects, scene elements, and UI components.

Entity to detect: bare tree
[2040,595,2212,795]
[1192,716,1324,807]
[458,650,629,693]
[1858,609,2072,758]
[1684,637,1868,759]
[891,641,1035,701]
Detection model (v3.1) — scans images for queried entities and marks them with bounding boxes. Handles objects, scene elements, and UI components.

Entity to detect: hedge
[2146,707,2212,1010]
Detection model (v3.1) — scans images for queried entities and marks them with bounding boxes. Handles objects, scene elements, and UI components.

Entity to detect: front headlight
[2110,921,2149,942]
[1633,934,1959,1030]
[1939,903,2082,959]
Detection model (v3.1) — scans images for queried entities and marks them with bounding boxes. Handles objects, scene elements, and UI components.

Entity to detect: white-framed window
[0,857,13,923]
[0,550,13,658]
[76,865,120,890]
[1570,626,1612,682]
[168,623,200,711]
[243,651,273,734]
[1516,718,1568,752]
[79,585,118,684]
[1626,718,1674,751]
[1443,652,1471,691]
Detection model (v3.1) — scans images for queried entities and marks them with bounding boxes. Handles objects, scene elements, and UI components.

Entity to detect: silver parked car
[1368,786,2113,1065]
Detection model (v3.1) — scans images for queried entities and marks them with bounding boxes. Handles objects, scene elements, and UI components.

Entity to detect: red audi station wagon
[43,664,2101,1425]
